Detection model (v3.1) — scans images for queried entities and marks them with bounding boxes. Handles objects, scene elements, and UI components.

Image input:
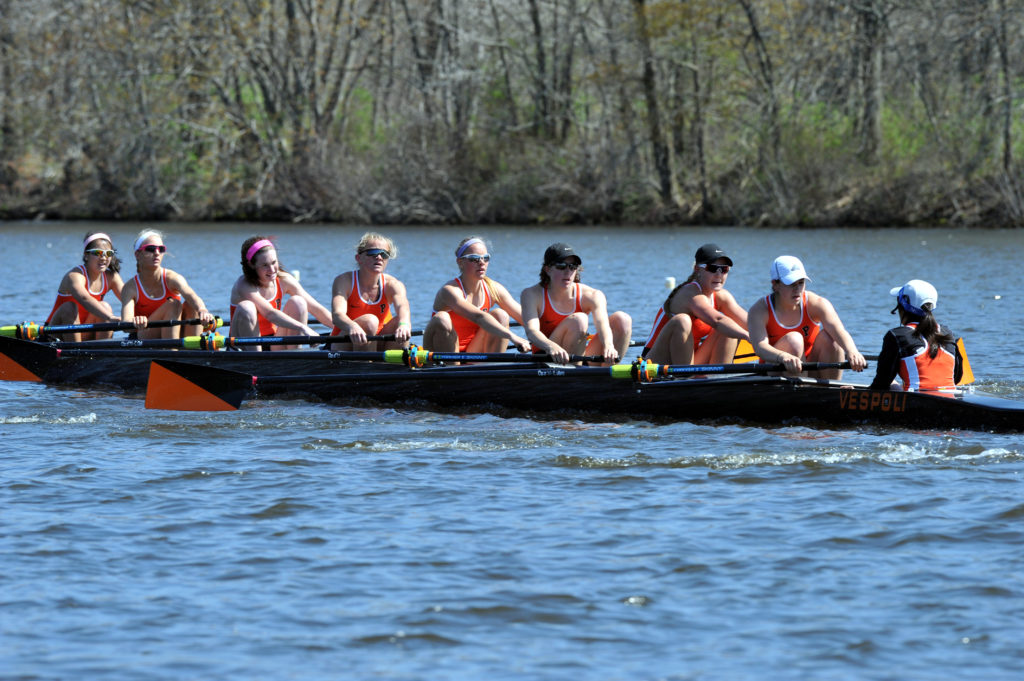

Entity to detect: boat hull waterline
[3,336,1022,431]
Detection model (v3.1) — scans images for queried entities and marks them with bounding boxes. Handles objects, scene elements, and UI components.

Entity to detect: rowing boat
[3,335,1023,432]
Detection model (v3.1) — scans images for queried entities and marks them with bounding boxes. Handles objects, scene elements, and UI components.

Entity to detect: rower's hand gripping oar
[1,316,224,340]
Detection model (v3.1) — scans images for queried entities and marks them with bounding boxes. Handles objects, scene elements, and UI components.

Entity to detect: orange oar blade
[0,352,43,381]
[956,338,974,385]
[733,338,758,364]
[145,360,251,411]
[0,336,57,381]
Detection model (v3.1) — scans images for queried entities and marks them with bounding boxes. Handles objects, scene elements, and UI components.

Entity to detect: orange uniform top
[46,265,110,324]
[642,282,719,355]
[332,271,393,335]
[132,271,183,318]
[531,284,585,352]
[230,277,283,336]
[439,277,493,351]
[870,322,961,391]
[764,292,820,358]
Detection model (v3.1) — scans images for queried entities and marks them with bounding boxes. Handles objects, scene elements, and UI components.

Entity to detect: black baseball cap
[544,242,581,265]
[694,243,732,266]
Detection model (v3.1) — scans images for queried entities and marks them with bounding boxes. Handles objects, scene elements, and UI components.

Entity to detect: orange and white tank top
[133,271,182,318]
[46,265,110,323]
[538,284,584,337]
[764,292,819,357]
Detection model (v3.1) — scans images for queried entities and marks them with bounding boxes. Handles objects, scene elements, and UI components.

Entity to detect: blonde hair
[356,232,397,259]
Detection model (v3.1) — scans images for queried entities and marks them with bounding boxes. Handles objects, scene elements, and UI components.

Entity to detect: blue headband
[456,238,483,257]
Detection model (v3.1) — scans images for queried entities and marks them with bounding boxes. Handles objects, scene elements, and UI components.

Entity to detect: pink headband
[84,232,112,250]
[456,238,483,257]
[246,239,274,263]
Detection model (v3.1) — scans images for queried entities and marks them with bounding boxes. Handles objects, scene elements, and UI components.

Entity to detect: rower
[642,243,749,366]
[520,242,632,365]
[229,236,333,351]
[869,280,963,391]
[45,231,126,341]
[329,232,412,351]
[746,255,866,379]
[422,236,530,354]
[120,229,215,340]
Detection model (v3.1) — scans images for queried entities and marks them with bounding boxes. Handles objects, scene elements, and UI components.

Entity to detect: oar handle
[213,331,422,349]
[2,316,223,339]
[377,349,607,366]
[612,360,853,380]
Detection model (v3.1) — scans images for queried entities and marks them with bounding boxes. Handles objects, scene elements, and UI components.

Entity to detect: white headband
[133,232,161,252]
[83,232,112,250]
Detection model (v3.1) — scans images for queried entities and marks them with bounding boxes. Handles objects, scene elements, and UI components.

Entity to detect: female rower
[120,229,215,339]
[520,242,632,365]
[747,255,866,380]
[642,243,749,365]
[422,236,530,353]
[869,280,962,391]
[330,232,412,350]
[45,231,126,341]
[229,236,333,350]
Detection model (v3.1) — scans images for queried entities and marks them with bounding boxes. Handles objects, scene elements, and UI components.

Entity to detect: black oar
[145,359,852,411]
[1,317,223,340]
[14,330,412,351]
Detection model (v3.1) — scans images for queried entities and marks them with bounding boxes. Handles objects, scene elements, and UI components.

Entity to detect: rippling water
[2,223,1023,680]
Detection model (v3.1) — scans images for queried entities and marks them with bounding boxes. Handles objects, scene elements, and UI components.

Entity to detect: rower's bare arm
[718,291,750,337]
[811,294,866,371]
[520,286,564,359]
[584,287,618,362]
[387,277,413,342]
[168,270,213,322]
[68,271,117,321]
[746,301,789,365]
[108,272,126,302]
[449,287,529,351]
[691,292,748,341]
[492,281,525,326]
[120,281,145,328]
[280,272,332,327]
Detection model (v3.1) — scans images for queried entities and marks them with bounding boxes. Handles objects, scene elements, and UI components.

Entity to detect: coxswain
[229,236,333,350]
[520,242,632,365]
[330,232,412,350]
[120,229,215,339]
[642,243,749,365]
[747,255,866,379]
[422,236,530,353]
[45,231,126,341]
[870,279,962,391]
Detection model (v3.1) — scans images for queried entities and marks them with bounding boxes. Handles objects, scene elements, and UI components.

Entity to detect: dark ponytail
[906,305,954,358]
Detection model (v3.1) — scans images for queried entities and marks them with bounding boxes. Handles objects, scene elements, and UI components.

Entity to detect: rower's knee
[567,312,588,334]
[490,308,510,327]
[230,300,259,336]
[775,331,804,356]
[284,295,308,321]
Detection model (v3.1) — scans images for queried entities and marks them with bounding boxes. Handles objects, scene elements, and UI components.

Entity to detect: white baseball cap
[770,255,811,285]
[890,279,938,316]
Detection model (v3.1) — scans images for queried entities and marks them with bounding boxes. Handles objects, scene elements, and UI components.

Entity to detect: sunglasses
[701,263,730,274]
[550,261,580,271]
[460,253,490,263]
[85,249,115,258]
[140,244,167,253]
[360,248,391,259]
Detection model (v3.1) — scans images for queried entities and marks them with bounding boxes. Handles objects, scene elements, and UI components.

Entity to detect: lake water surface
[2,222,1023,680]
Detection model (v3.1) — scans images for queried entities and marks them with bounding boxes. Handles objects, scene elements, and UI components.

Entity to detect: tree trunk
[632,0,672,206]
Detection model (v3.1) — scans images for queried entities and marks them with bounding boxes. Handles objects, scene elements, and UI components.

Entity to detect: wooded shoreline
[1,1,1022,228]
